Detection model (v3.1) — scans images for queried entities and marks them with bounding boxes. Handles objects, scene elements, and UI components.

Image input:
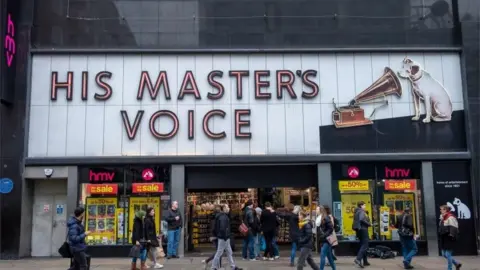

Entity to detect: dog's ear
[403,58,412,64]
[410,65,420,76]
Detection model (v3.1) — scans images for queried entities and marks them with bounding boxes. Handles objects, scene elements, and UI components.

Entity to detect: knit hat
[255,207,262,215]
[293,205,302,215]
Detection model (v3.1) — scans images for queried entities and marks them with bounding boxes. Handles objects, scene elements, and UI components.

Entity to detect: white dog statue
[397,58,453,123]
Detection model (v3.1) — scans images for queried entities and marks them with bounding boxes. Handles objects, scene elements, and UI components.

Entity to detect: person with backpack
[297,210,319,270]
[278,205,302,266]
[438,205,462,270]
[352,201,371,268]
[395,207,417,269]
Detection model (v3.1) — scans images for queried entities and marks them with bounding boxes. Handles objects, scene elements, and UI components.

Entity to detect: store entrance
[184,165,318,254]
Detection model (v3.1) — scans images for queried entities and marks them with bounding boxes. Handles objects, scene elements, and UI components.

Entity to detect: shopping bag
[238,222,249,236]
[129,245,141,258]
[326,234,338,247]
[260,235,266,251]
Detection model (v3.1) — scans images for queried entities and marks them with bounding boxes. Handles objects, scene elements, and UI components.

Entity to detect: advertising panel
[340,193,373,240]
[128,197,161,244]
[85,197,118,245]
[383,193,416,240]
[338,180,369,192]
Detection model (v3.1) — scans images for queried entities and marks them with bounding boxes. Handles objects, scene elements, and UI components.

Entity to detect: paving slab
[0,256,479,270]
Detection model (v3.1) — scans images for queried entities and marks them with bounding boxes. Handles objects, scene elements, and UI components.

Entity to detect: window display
[331,163,425,243]
[78,165,170,246]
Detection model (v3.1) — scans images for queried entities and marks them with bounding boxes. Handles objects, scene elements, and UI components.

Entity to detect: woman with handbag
[323,206,338,262]
[315,206,336,270]
[131,210,148,270]
[145,207,164,269]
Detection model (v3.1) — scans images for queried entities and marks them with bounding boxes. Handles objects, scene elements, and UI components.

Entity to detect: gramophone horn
[350,67,402,105]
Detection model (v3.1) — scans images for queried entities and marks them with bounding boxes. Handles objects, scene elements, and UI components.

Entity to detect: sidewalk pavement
[0,256,479,270]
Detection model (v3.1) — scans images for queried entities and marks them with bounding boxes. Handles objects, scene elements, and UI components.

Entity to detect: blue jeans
[442,250,460,270]
[167,229,180,256]
[320,242,336,270]
[400,236,417,265]
[272,238,279,257]
[242,233,255,259]
[131,247,147,263]
[290,241,298,264]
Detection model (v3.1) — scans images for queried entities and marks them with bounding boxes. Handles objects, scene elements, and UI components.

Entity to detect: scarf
[298,219,309,229]
[442,212,455,222]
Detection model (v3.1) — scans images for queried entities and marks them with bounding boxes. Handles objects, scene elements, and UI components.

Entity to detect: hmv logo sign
[89,170,115,182]
[385,167,411,178]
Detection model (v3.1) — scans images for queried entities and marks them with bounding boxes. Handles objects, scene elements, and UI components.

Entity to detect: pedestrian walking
[145,207,164,269]
[278,205,301,266]
[202,205,222,268]
[254,207,263,259]
[67,207,89,270]
[395,207,417,269]
[131,210,148,270]
[315,206,336,270]
[241,200,257,261]
[165,201,182,259]
[211,204,243,270]
[352,201,371,268]
[297,210,319,270]
[323,205,339,261]
[439,205,462,270]
[260,202,278,261]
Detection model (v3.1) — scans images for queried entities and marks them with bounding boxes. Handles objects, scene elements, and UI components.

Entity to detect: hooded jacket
[439,213,459,250]
[353,207,371,231]
[277,211,300,242]
[132,210,146,244]
[298,219,314,249]
[67,216,87,252]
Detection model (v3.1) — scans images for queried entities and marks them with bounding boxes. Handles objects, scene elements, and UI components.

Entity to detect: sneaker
[242,258,247,261]
[274,256,280,259]
[364,262,371,266]
[269,258,274,261]
[354,259,364,268]
[201,259,207,264]
[263,257,268,261]
[249,258,258,261]
[289,262,295,267]
[154,264,164,269]
[455,263,462,270]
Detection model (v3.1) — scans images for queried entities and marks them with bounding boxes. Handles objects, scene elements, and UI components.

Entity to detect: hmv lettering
[89,170,115,182]
[385,167,411,178]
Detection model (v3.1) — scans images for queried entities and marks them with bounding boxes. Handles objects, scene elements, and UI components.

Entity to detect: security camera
[44,168,54,178]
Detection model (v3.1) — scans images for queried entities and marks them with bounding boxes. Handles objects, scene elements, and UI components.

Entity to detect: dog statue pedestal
[332,105,373,128]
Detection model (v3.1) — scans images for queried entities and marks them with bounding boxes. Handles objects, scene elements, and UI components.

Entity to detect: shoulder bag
[58,225,73,258]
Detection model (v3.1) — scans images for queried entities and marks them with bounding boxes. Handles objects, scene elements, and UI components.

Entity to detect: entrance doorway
[31,179,68,257]
[184,165,318,254]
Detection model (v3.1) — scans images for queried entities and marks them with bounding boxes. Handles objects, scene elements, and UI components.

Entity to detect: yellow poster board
[85,197,118,245]
[383,193,416,240]
[128,197,161,244]
[340,193,373,240]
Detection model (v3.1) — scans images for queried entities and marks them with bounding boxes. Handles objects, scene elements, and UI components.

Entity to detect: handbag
[239,222,249,236]
[58,226,72,258]
[326,233,338,247]
[129,245,141,258]
[398,215,414,237]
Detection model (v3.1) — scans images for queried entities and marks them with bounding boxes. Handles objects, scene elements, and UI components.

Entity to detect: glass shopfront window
[78,165,170,246]
[331,163,425,242]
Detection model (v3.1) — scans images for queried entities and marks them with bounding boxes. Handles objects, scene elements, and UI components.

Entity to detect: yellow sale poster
[128,197,161,243]
[383,193,416,239]
[85,197,118,245]
[340,194,373,240]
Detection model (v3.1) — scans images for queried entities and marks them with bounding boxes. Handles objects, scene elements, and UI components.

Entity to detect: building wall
[27,52,465,158]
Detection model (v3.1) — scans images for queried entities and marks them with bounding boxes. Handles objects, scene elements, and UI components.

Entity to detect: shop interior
[186,187,318,251]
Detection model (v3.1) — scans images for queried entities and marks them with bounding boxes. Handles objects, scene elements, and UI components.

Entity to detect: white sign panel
[27,53,464,157]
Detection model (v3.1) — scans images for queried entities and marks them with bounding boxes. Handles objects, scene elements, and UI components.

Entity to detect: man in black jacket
[297,211,319,270]
[395,207,417,269]
[211,204,243,270]
[165,201,182,259]
[241,200,256,261]
[352,201,371,268]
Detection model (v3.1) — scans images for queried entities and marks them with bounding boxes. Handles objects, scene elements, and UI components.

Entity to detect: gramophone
[332,67,402,128]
